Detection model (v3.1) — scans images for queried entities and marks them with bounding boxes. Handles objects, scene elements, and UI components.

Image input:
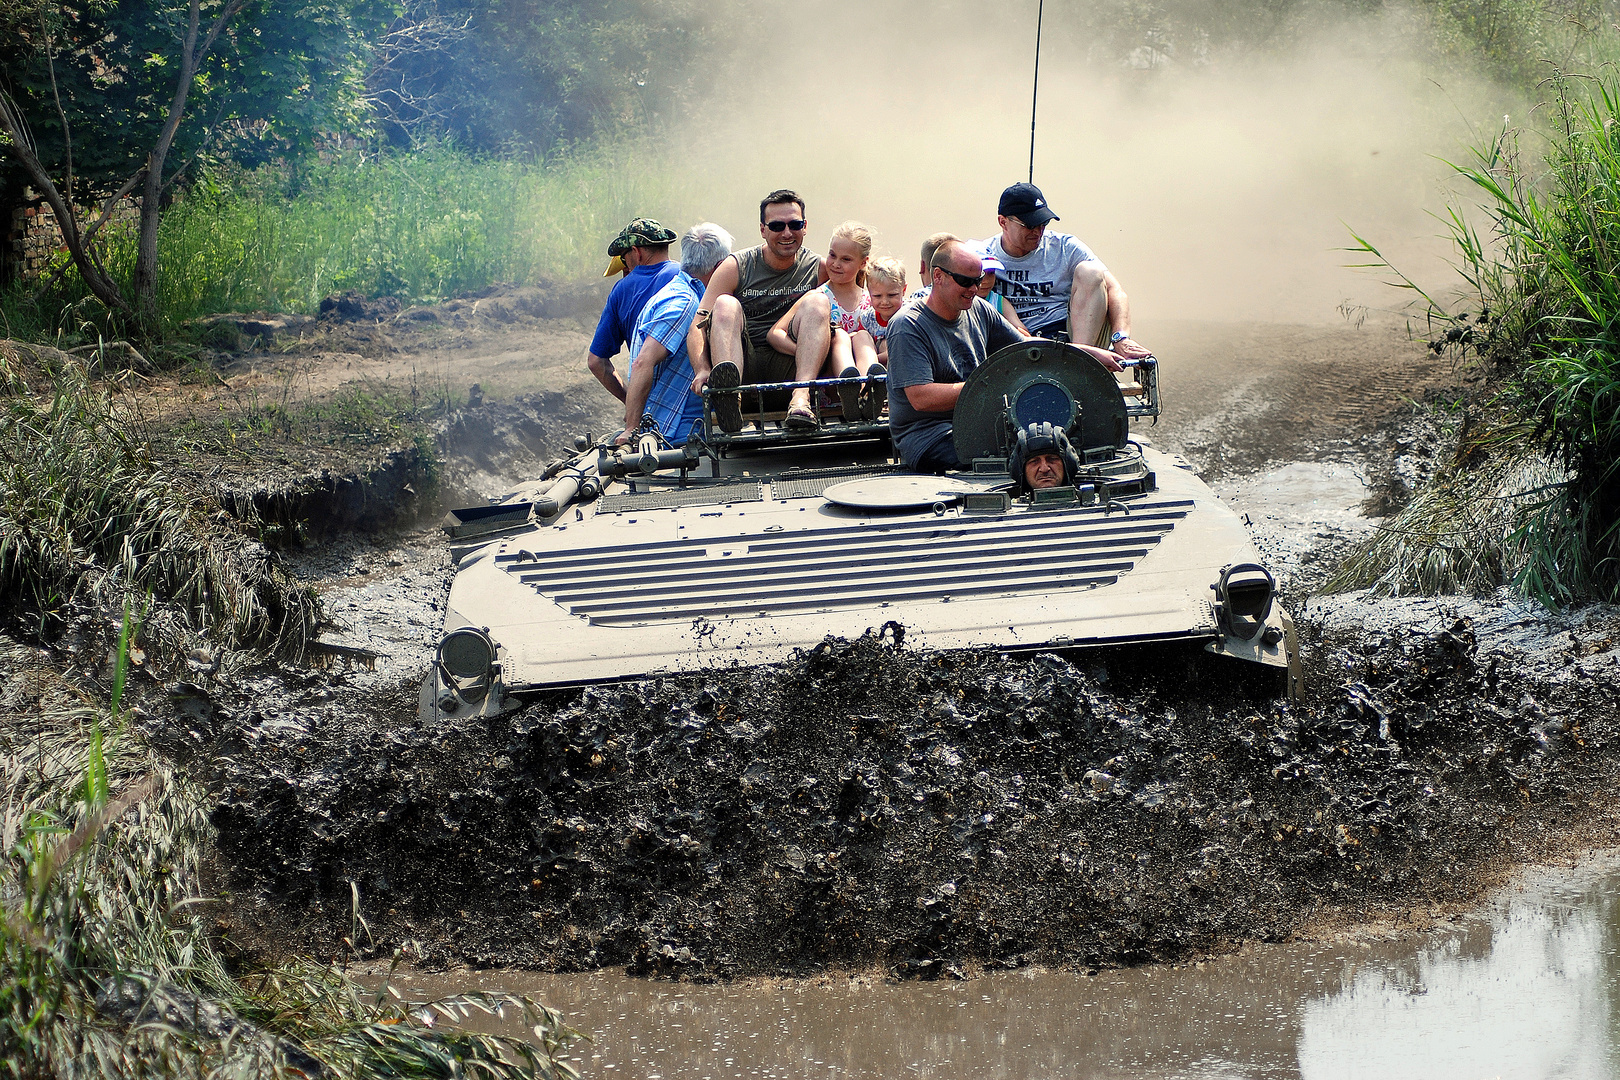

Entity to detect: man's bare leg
[1068,261,1110,348]
[708,295,748,374]
[706,295,747,432]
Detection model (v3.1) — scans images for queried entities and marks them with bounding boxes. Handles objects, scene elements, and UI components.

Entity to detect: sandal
[863,367,887,420]
[786,401,820,431]
[709,359,744,433]
[836,365,861,423]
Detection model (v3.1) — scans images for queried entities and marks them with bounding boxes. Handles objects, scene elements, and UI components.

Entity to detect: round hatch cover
[822,475,981,509]
[953,339,1129,465]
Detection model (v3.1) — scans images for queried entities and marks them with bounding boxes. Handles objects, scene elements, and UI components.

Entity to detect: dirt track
[195,584,1620,980]
[34,297,1583,983]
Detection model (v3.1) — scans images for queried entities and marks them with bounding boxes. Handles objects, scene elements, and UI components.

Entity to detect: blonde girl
[770,221,883,421]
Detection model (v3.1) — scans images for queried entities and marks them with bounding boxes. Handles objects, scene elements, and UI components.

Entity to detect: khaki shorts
[740,336,797,410]
[696,313,798,383]
[741,335,798,384]
[699,311,799,410]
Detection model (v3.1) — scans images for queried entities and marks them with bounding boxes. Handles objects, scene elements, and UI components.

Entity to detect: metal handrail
[699,372,890,453]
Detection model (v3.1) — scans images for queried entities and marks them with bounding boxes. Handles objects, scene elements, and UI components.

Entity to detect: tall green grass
[11,139,698,334]
[1341,73,1620,604]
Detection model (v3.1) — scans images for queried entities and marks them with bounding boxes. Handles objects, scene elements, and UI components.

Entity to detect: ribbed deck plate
[771,466,904,500]
[498,498,1193,626]
[597,483,763,513]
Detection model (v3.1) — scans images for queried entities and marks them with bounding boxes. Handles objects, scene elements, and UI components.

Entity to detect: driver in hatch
[1008,422,1080,493]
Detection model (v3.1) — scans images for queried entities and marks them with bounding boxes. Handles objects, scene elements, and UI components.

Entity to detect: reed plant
[0,362,319,659]
[1341,72,1620,604]
[0,632,582,1078]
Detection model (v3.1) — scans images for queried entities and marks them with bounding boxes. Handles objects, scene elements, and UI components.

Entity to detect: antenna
[1029,0,1044,184]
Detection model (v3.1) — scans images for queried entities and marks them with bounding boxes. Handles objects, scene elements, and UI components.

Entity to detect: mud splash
[190,586,1620,980]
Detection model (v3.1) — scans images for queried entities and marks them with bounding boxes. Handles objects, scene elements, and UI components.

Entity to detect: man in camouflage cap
[587,217,681,402]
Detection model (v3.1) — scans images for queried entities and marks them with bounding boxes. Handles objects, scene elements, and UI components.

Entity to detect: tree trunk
[2,0,244,333]
[0,98,131,317]
[132,0,245,326]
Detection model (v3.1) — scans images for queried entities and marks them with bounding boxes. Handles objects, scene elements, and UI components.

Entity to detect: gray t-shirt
[886,297,1023,466]
[982,231,1104,329]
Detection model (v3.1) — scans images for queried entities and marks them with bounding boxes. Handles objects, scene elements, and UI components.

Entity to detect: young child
[770,221,881,422]
[907,231,957,304]
[855,256,906,418]
[975,247,1031,338]
[860,256,906,362]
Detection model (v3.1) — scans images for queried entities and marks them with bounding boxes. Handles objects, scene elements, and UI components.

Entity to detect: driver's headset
[1008,422,1081,494]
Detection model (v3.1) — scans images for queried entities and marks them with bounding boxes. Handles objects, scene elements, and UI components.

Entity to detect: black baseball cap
[998,183,1059,227]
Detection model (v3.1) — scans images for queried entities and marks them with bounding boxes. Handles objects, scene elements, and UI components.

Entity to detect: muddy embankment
[213,389,604,542]
[191,591,1620,980]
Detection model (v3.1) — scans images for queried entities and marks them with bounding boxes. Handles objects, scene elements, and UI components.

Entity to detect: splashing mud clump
[196,592,1620,979]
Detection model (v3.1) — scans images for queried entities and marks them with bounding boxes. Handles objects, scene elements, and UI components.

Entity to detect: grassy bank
[0,351,321,662]
[0,634,582,1078]
[1339,73,1620,604]
[2,139,698,340]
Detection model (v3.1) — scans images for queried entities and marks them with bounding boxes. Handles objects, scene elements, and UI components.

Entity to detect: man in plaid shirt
[620,222,735,444]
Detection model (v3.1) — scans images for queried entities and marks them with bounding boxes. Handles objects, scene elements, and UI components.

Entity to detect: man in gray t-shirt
[886,241,1024,471]
[981,182,1152,363]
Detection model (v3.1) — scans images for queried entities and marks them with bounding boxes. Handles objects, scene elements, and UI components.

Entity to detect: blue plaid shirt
[629,270,705,442]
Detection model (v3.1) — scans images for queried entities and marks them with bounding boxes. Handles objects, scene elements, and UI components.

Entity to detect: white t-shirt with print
[981,231,1105,330]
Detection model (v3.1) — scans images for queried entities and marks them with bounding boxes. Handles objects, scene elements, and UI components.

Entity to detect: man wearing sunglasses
[687,189,832,431]
[981,182,1151,362]
[884,240,1027,472]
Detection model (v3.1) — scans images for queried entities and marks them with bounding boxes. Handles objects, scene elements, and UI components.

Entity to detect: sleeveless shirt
[734,245,821,348]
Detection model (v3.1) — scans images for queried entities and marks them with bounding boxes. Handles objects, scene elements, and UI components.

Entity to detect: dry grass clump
[0,366,319,661]
[0,341,80,397]
[1327,432,1566,596]
[0,634,583,1078]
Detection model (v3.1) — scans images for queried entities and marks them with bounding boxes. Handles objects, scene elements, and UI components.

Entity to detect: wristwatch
[1110,330,1130,344]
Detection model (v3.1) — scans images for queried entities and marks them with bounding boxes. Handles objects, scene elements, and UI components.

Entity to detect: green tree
[0,0,396,328]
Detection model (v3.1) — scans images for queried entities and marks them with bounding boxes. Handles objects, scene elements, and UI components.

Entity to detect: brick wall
[4,196,139,282]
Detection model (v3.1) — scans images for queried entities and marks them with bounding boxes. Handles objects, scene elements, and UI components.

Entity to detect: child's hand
[768,294,806,355]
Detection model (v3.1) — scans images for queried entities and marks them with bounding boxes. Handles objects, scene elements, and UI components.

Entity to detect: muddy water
[391,855,1620,1078]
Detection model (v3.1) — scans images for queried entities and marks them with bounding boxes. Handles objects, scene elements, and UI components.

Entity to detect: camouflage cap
[607,217,678,257]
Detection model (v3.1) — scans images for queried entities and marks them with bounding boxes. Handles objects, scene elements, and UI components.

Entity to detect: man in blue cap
[585,217,681,402]
[980,183,1152,362]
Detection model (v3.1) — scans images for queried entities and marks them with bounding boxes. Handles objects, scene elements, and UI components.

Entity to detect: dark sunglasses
[934,266,982,289]
[764,219,808,233]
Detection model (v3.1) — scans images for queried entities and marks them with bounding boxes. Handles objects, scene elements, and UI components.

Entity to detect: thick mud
[191,587,1620,981]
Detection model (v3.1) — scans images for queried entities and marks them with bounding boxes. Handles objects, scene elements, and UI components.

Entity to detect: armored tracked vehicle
[425,341,1299,719]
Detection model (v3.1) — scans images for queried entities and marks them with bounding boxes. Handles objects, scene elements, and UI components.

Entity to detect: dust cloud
[679,0,1515,328]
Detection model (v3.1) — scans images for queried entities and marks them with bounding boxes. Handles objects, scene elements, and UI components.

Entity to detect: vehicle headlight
[1213,563,1276,638]
[438,626,496,680]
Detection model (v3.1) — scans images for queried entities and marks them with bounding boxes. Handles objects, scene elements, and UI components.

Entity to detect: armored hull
[426,341,1298,718]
